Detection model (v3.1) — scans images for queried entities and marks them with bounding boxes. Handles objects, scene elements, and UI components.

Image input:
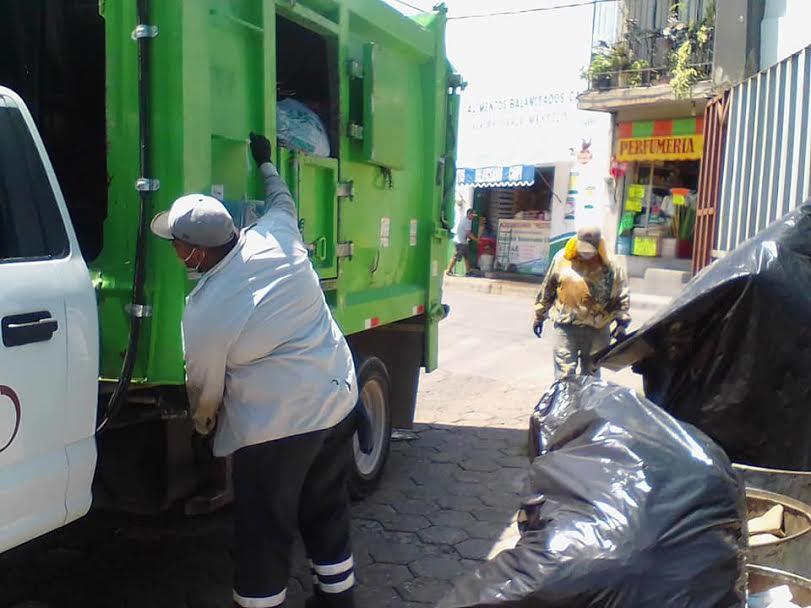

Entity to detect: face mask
[183,248,204,281]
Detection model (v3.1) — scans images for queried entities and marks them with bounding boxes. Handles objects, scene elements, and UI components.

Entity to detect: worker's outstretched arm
[260,163,297,220]
[249,132,297,223]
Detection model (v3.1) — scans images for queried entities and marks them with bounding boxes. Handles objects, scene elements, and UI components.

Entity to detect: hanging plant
[666,0,715,98]
[670,39,699,98]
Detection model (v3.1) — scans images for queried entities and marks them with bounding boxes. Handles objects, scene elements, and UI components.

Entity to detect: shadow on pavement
[0,423,528,608]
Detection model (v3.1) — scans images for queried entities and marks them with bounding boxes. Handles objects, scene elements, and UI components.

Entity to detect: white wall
[760,0,811,70]
[445,2,611,170]
[384,0,616,245]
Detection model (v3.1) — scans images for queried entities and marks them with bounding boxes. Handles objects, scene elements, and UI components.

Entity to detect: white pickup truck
[1,87,102,553]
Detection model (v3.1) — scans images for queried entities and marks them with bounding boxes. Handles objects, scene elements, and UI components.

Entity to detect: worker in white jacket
[151,132,359,608]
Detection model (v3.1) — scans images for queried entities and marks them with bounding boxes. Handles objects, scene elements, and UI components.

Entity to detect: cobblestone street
[0,288,650,608]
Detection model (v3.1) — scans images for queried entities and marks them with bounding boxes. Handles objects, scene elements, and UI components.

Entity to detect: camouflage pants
[552,323,610,379]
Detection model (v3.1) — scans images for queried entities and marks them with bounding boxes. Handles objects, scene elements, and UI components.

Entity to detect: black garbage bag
[599,203,811,471]
[438,378,747,608]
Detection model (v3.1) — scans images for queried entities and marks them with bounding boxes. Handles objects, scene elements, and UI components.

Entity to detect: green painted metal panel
[421,10,454,372]
[83,0,455,386]
[294,153,339,279]
[363,43,408,169]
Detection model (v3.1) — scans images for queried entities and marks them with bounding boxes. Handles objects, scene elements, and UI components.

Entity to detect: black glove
[353,399,374,455]
[533,319,544,338]
[611,319,630,342]
[249,131,272,166]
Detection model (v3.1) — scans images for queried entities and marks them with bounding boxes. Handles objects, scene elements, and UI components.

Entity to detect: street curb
[443,276,539,298]
[443,276,672,312]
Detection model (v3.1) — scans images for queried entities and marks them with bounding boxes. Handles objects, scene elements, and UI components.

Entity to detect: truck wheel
[349,358,392,500]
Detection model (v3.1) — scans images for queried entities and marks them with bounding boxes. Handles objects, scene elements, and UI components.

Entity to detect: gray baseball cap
[150,194,237,247]
[576,226,602,255]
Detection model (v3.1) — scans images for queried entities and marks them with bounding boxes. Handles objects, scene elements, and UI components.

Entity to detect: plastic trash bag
[276,98,330,157]
[599,203,811,471]
[748,585,807,608]
[439,378,747,608]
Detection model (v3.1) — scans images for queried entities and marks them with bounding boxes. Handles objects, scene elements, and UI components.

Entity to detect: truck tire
[349,357,392,500]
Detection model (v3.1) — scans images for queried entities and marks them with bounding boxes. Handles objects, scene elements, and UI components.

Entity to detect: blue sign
[456,164,536,188]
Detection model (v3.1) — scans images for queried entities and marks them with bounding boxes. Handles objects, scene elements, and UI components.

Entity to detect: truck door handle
[315,236,328,261]
[2,311,59,347]
[307,237,328,262]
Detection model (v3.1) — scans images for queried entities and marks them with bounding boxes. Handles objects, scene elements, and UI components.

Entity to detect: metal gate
[714,45,811,257]
[692,91,729,274]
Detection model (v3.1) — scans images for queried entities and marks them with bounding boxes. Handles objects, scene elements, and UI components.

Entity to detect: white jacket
[182,163,357,457]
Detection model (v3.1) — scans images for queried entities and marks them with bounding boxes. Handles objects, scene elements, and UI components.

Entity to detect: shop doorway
[616,160,699,271]
[472,166,556,275]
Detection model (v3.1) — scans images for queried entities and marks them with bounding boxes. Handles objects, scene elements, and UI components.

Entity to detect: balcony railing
[584,0,715,96]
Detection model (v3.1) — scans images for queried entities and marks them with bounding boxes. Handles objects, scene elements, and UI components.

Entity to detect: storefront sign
[633,236,659,257]
[628,184,646,199]
[576,148,593,165]
[617,134,704,161]
[495,219,551,275]
[625,197,643,213]
[625,183,645,213]
[459,90,580,169]
[456,164,536,187]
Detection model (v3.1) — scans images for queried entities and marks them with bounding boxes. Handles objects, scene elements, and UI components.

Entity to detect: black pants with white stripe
[232,413,356,608]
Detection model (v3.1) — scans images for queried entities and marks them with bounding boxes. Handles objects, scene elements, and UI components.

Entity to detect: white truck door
[0,88,99,552]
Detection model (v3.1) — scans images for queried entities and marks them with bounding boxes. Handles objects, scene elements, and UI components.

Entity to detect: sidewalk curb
[443,276,672,312]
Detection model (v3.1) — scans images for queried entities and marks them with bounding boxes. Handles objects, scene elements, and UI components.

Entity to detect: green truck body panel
[94,0,457,385]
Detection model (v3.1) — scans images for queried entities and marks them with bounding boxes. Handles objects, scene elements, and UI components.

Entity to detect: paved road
[425,284,650,410]
[0,287,657,608]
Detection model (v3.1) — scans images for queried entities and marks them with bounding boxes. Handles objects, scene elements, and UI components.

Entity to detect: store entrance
[617,160,699,271]
[474,166,555,275]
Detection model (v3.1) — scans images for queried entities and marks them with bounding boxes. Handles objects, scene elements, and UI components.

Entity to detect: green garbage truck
[0,0,460,546]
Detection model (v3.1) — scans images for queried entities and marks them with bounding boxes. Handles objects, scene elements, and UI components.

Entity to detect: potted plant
[627,59,650,87]
[582,47,616,90]
[612,42,633,87]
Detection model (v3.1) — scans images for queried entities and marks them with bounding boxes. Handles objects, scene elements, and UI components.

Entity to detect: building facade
[577,0,771,276]
[384,0,616,277]
[447,1,614,276]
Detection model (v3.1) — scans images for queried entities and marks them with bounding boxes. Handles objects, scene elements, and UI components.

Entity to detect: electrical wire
[448,0,618,21]
[390,0,618,21]
[389,0,431,13]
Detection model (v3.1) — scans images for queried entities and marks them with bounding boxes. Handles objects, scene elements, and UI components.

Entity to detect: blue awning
[456,165,536,188]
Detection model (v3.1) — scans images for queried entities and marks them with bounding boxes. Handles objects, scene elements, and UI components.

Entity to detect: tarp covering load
[600,203,811,471]
[439,378,747,608]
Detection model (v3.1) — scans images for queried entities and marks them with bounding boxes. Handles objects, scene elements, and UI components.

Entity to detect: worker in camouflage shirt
[533,226,630,378]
